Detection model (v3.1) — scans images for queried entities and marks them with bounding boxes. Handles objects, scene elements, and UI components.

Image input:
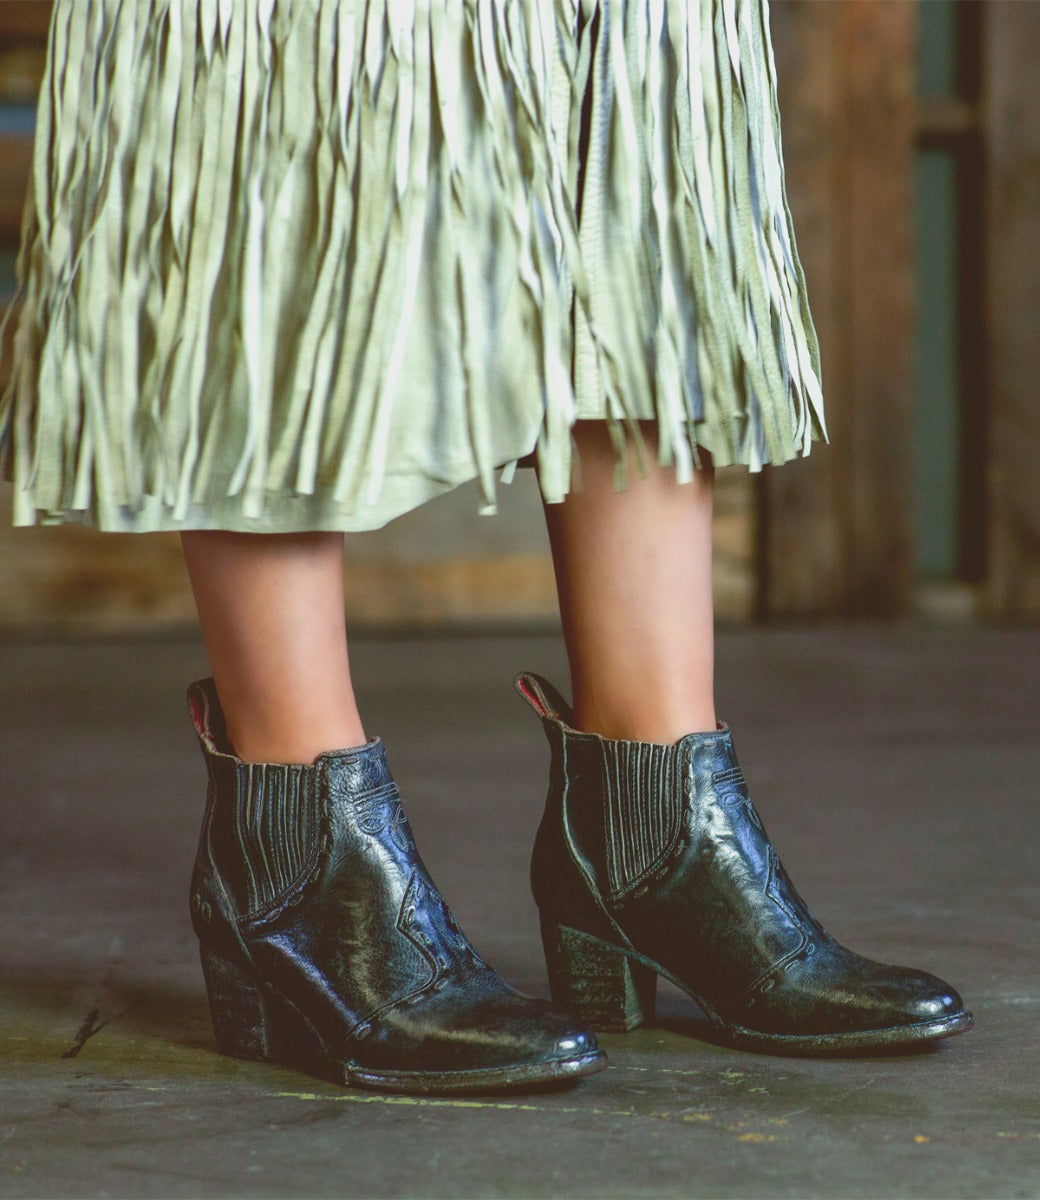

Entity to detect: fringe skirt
[0,0,826,533]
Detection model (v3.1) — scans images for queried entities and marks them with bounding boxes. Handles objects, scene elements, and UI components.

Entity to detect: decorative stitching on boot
[712,765,746,789]
[354,781,410,852]
[601,740,685,901]
[345,872,475,1043]
[740,848,812,1000]
[712,767,764,832]
[763,847,816,945]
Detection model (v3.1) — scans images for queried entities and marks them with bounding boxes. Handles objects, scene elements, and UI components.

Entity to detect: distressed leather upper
[519,672,967,1041]
[188,678,597,1075]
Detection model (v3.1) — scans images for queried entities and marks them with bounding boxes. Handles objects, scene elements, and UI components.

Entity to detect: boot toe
[894,969,969,1027]
[553,1027,600,1060]
[852,958,970,1033]
[729,947,973,1051]
[344,982,605,1091]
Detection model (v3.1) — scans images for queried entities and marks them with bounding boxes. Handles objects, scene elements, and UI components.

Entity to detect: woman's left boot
[187,678,605,1093]
[517,672,973,1054]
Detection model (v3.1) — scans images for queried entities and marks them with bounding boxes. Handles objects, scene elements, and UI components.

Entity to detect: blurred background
[1,0,1037,634]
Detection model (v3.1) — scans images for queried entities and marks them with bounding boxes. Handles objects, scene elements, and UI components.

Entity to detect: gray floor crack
[61,1007,125,1059]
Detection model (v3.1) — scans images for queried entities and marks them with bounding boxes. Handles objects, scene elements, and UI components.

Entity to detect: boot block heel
[199,945,284,1063]
[541,921,656,1032]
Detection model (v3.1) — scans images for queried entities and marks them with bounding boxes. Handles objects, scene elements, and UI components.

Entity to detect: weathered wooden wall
[0,471,754,633]
[984,2,1040,618]
[764,0,917,617]
[0,3,45,238]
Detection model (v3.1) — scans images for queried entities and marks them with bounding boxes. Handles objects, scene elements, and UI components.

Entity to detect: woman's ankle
[572,690,717,745]
[223,700,367,764]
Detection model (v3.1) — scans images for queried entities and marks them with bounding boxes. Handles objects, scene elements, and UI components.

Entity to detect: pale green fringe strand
[0,0,825,533]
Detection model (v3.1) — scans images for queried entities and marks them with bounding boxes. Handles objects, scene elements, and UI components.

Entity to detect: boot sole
[201,944,607,1093]
[721,1010,974,1055]
[542,921,974,1055]
[346,1051,606,1095]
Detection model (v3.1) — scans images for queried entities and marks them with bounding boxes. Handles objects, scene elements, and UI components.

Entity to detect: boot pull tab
[187,678,232,755]
[514,673,575,726]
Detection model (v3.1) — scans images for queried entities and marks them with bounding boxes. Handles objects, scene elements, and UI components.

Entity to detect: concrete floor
[1,626,1037,1199]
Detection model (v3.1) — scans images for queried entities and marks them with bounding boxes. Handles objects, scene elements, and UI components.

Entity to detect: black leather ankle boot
[517,673,972,1054]
[187,679,605,1092]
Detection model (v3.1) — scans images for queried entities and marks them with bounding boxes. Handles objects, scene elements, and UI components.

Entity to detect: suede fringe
[0,0,825,532]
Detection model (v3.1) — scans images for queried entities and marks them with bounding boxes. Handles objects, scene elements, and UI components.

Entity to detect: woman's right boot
[518,673,972,1054]
[187,678,605,1093]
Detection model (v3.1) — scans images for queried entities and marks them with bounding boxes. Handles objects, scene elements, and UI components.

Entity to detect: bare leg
[181,530,365,763]
[543,421,716,743]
